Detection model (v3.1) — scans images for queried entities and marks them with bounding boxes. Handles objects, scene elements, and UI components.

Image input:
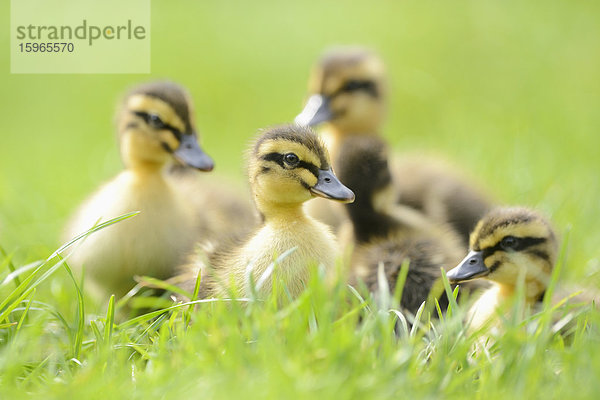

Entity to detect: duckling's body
[186,125,354,299]
[171,172,258,244]
[64,81,216,300]
[336,136,466,315]
[447,207,560,333]
[66,169,198,297]
[208,210,338,298]
[390,156,492,242]
[296,47,492,243]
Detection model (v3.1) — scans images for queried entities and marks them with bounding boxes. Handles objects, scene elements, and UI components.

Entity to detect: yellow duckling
[296,46,492,243]
[335,136,468,315]
[447,207,561,333]
[189,124,354,300]
[295,46,387,160]
[64,81,215,300]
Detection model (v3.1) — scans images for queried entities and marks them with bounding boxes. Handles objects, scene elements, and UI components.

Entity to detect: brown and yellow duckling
[296,46,492,243]
[447,207,573,333]
[64,81,219,300]
[336,136,467,315]
[184,124,354,300]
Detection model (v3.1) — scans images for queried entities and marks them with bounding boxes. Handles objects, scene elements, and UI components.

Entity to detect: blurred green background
[1,0,599,278]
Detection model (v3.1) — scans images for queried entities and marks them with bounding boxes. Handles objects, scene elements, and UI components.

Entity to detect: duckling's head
[249,124,355,217]
[334,136,399,241]
[335,136,392,211]
[117,81,214,171]
[295,46,387,135]
[447,207,558,298]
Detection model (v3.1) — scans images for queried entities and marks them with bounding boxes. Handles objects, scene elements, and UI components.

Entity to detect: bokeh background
[1,0,599,279]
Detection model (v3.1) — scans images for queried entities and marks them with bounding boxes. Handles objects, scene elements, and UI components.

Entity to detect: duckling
[169,171,259,246]
[336,136,467,315]
[446,207,562,333]
[185,124,354,300]
[64,81,219,300]
[295,46,492,243]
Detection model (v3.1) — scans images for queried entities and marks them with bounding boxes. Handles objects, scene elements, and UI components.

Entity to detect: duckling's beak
[294,94,333,126]
[310,168,355,203]
[447,251,489,283]
[173,133,214,171]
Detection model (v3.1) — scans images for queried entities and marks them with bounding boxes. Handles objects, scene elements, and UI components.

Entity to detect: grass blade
[390,309,409,337]
[410,301,426,338]
[1,261,43,287]
[60,257,85,359]
[51,211,140,259]
[440,268,459,317]
[392,259,410,309]
[117,298,250,329]
[184,269,203,327]
[256,246,298,292]
[90,320,103,345]
[0,245,20,287]
[104,295,116,349]
[0,322,17,329]
[16,289,35,333]
[134,275,194,299]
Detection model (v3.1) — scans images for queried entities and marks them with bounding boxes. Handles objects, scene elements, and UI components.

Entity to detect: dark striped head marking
[127,81,194,134]
[253,124,330,170]
[117,81,213,171]
[310,46,386,99]
[471,207,557,253]
[297,47,387,131]
[448,207,559,288]
[249,124,353,211]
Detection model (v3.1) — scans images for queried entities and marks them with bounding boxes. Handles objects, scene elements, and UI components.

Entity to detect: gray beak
[294,94,333,127]
[173,133,214,171]
[447,250,489,283]
[310,168,355,203]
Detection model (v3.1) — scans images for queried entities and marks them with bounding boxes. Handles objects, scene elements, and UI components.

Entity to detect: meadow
[1,1,600,398]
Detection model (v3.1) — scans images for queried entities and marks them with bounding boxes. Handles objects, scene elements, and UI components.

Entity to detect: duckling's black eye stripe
[298,179,311,190]
[132,111,183,141]
[329,80,379,99]
[161,142,173,153]
[489,261,501,274]
[262,152,285,167]
[168,127,183,141]
[528,250,551,263]
[261,153,320,177]
[482,237,547,258]
[296,161,320,178]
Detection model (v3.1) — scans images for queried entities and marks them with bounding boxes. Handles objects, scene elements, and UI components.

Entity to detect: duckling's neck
[346,203,399,243]
[494,281,546,305]
[482,281,545,306]
[125,159,168,177]
[119,131,171,177]
[322,127,380,163]
[255,199,307,225]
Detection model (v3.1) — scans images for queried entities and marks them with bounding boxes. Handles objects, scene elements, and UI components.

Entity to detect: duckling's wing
[391,154,493,245]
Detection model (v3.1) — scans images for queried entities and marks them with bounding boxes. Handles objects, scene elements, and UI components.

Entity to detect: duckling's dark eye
[134,111,167,129]
[341,80,377,96]
[147,113,165,128]
[284,153,300,166]
[501,236,520,250]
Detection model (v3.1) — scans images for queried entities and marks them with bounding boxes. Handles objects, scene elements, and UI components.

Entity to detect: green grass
[1,0,600,398]
[0,232,599,399]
